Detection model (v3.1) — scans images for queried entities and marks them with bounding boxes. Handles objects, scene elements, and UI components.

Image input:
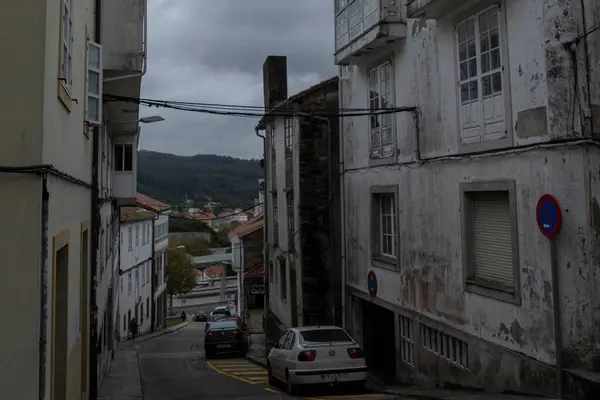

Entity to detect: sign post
[367,271,378,297]
[536,194,563,399]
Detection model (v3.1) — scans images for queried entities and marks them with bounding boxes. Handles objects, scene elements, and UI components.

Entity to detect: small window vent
[398,315,414,366]
[420,324,469,368]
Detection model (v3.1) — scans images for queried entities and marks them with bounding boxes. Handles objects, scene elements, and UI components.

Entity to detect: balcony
[334,0,407,65]
[112,134,139,206]
[406,0,456,18]
[102,0,146,75]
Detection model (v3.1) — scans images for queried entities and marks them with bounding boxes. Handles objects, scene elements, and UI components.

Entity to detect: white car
[266,326,368,395]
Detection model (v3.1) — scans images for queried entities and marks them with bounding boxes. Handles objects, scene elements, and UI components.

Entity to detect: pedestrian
[181,311,187,322]
[129,317,138,340]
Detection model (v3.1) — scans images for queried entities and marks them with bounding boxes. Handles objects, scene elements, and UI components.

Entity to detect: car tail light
[233,330,242,338]
[298,350,317,362]
[347,347,364,359]
[206,333,215,339]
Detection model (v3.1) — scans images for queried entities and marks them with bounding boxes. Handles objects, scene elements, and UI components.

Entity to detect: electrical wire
[104,93,417,119]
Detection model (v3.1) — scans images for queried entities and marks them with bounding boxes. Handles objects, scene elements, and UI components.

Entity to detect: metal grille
[420,324,468,368]
[398,315,414,366]
[470,190,513,286]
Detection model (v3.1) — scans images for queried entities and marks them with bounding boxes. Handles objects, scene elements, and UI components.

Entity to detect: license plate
[321,373,348,381]
[216,344,231,349]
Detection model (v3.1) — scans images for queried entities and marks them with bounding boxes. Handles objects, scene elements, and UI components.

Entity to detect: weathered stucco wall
[341,0,600,379]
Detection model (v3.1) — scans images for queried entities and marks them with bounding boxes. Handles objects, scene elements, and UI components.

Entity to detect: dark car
[204,309,232,332]
[194,311,207,322]
[204,319,247,358]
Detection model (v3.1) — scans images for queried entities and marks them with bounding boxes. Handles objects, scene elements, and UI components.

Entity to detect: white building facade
[153,213,169,331]
[335,0,600,397]
[118,214,154,338]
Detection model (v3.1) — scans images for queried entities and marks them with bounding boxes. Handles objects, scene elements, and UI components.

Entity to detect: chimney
[263,56,288,111]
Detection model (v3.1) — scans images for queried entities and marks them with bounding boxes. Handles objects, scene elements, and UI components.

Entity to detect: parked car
[266,326,367,395]
[194,311,207,322]
[204,319,248,358]
[204,311,231,333]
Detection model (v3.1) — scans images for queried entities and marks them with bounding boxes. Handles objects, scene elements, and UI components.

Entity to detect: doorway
[52,242,69,400]
[362,299,396,382]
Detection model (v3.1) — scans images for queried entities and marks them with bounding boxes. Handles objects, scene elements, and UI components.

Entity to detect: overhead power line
[104,94,418,118]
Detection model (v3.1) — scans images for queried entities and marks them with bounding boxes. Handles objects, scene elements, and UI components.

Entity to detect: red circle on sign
[259,181,265,194]
[367,271,377,297]
[536,194,562,238]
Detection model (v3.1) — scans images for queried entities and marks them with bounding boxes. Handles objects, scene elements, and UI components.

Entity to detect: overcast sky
[138,0,336,159]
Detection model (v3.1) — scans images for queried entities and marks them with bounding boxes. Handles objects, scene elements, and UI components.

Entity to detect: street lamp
[115,115,165,124]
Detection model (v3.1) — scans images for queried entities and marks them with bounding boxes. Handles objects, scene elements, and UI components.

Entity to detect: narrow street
[136,321,400,400]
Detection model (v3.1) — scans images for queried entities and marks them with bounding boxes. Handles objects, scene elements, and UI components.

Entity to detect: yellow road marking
[316,395,383,399]
[232,371,268,376]
[220,367,264,371]
[264,387,280,393]
[206,360,258,384]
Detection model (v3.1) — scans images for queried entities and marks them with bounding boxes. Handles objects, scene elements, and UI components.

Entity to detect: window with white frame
[128,226,133,251]
[115,144,133,172]
[142,224,146,246]
[371,189,397,264]
[86,41,102,125]
[128,272,132,294]
[284,118,293,156]
[61,0,74,91]
[286,194,294,233]
[135,225,139,246]
[368,61,395,159]
[457,6,506,145]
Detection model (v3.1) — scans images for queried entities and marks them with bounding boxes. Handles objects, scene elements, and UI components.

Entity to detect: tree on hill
[169,237,211,257]
[137,150,264,207]
[167,248,196,310]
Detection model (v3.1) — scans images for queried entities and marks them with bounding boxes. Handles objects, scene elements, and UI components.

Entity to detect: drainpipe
[255,125,268,346]
[150,215,156,332]
[338,76,347,329]
[89,125,100,400]
[103,0,147,82]
[38,178,49,400]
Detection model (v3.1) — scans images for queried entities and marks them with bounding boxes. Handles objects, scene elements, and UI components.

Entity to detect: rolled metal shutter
[472,191,514,287]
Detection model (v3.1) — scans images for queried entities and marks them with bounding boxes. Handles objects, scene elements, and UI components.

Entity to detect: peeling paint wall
[340,0,600,394]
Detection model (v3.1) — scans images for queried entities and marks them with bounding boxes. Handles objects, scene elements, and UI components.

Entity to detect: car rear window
[299,329,352,344]
[213,310,231,316]
[209,320,238,330]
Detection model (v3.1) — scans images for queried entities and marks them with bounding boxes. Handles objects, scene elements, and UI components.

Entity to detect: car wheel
[267,363,276,386]
[285,370,297,395]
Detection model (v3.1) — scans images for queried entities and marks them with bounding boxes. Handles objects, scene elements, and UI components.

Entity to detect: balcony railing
[406,0,456,18]
[334,0,407,65]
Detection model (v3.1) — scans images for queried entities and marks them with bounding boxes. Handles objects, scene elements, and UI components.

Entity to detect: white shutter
[471,191,514,287]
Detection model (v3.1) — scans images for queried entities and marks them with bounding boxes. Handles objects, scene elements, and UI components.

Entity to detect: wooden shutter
[471,191,514,287]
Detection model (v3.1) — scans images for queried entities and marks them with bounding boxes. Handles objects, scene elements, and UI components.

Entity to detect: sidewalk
[243,335,557,400]
[98,318,191,399]
[246,332,267,367]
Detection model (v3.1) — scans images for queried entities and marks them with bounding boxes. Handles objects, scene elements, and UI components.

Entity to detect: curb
[135,319,192,343]
[245,353,267,368]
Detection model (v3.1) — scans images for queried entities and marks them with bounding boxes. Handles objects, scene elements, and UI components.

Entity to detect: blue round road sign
[536,194,562,238]
[367,271,378,297]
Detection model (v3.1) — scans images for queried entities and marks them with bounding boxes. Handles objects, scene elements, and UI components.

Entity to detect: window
[461,181,519,303]
[371,187,398,266]
[457,6,507,148]
[368,61,394,159]
[142,225,145,246]
[146,298,150,318]
[60,0,74,91]
[128,227,133,251]
[114,144,133,172]
[286,194,294,236]
[128,272,132,294]
[283,331,295,350]
[398,315,414,367]
[299,328,352,344]
[279,260,287,301]
[141,265,145,286]
[86,41,102,125]
[270,126,276,163]
[140,303,144,324]
[284,118,293,156]
[135,225,139,246]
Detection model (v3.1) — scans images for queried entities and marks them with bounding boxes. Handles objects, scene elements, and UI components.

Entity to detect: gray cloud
[139,0,336,159]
